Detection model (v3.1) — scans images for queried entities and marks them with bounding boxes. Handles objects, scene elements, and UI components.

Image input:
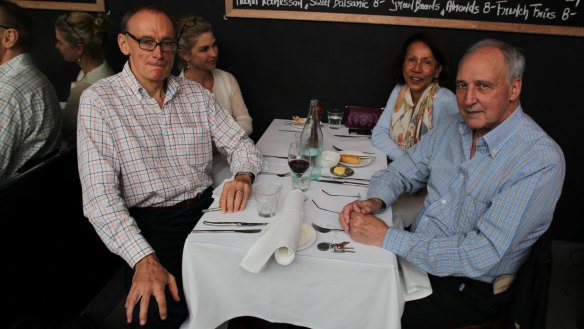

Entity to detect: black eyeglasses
[125,32,178,52]
[64,14,84,44]
[0,24,13,30]
[177,17,198,45]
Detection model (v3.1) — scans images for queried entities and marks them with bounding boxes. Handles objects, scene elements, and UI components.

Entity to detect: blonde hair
[55,11,110,61]
[175,15,213,70]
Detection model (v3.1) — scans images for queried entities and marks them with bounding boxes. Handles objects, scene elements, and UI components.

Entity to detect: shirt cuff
[381,227,414,256]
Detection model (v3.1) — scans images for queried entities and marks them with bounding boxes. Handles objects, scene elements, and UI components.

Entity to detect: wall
[25,0,584,243]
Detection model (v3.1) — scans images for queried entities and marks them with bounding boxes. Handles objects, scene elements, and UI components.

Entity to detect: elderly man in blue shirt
[340,39,565,328]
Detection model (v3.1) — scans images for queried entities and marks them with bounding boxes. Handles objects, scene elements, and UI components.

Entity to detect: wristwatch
[235,171,255,183]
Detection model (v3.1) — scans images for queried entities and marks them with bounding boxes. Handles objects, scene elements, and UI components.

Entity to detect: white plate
[261,223,316,251]
[338,151,375,167]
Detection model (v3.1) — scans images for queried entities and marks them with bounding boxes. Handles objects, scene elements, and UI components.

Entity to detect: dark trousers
[401,275,511,329]
[124,189,213,329]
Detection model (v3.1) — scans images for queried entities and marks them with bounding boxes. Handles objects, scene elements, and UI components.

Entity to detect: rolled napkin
[240,189,304,273]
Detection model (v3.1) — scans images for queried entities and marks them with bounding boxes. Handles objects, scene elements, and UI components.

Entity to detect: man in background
[0,1,61,183]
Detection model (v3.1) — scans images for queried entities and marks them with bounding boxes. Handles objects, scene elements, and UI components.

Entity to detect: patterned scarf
[390,83,438,149]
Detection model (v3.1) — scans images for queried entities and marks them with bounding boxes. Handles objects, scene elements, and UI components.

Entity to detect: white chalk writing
[388,0,440,13]
[261,0,303,8]
[333,0,369,9]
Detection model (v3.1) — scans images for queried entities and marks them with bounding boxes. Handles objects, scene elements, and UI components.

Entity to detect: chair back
[502,229,553,329]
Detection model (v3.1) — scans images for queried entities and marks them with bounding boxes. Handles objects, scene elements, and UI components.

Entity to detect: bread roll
[340,154,361,164]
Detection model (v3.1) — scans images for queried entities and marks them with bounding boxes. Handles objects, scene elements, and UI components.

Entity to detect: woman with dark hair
[372,32,458,160]
[55,12,114,144]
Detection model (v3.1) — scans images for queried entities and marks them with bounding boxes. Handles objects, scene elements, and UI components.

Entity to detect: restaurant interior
[1,0,582,328]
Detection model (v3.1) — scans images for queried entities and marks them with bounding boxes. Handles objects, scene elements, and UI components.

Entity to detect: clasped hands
[339,198,390,247]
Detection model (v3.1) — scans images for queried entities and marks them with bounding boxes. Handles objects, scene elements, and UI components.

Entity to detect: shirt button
[441,200,447,204]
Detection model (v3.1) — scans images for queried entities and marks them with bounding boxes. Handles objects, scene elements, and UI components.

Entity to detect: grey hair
[175,15,213,70]
[461,39,525,83]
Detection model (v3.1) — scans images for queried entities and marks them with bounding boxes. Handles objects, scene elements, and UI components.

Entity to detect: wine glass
[288,142,311,191]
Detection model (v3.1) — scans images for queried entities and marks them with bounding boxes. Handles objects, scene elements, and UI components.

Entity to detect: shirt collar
[458,105,524,158]
[120,61,179,101]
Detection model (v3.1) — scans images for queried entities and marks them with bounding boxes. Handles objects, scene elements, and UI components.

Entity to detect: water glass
[291,166,312,192]
[254,184,282,217]
[327,108,344,129]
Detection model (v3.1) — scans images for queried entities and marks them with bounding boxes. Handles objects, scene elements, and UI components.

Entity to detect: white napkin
[240,189,304,273]
[393,213,432,301]
[398,257,433,301]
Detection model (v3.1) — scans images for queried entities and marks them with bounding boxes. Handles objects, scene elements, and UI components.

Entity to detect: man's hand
[125,254,178,326]
[219,175,252,213]
[346,212,389,246]
[339,198,384,230]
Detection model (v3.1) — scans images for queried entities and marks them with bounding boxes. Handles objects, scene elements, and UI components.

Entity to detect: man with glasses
[0,2,61,183]
[77,4,262,328]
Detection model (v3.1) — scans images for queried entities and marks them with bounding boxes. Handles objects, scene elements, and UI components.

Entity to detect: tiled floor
[546,240,584,329]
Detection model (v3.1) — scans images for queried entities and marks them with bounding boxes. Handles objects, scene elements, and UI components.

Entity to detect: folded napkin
[393,213,432,301]
[398,256,432,301]
[240,189,304,273]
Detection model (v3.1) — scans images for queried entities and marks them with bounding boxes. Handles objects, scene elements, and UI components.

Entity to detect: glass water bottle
[299,99,323,180]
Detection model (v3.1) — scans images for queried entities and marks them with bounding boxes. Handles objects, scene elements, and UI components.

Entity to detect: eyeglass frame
[0,24,14,30]
[176,17,198,47]
[64,14,84,44]
[124,31,178,52]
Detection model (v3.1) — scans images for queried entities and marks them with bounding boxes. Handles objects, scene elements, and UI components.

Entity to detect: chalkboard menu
[226,0,583,36]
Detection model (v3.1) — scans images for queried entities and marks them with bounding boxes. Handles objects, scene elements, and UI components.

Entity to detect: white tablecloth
[181,119,430,329]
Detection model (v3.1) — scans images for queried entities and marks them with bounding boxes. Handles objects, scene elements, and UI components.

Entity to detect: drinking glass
[288,142,311,191]
[327,108,344,129]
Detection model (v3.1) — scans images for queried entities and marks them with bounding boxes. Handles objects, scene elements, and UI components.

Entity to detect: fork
[332,145,374,155]
[322,189,361,199]
[311,223,345,233]
[259,171,291,177]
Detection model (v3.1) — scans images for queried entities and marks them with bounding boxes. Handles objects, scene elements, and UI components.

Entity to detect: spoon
[259,171,291,177]
[311,223,345,233]
[331,145,374,155]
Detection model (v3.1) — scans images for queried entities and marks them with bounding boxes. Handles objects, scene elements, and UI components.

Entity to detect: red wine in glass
[289,159,310,175]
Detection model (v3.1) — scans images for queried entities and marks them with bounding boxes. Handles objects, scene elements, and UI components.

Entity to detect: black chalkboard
[226,0,584,37]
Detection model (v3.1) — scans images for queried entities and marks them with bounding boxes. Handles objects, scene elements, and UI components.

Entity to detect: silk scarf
[390,83,438,149]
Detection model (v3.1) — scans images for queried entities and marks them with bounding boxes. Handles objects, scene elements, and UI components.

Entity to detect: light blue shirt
[372,84,458,160]
[368,107,565,283]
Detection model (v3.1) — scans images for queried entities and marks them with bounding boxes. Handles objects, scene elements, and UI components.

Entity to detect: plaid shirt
[369,107,565,283]
[78,62,262,267]
[0,54,61,182]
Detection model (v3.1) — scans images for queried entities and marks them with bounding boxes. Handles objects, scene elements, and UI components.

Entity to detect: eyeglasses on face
[0,24,13,30]
[125,32,178,52]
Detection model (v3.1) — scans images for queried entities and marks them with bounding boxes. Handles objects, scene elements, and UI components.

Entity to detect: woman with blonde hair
[55,11,114,144]
[176,15,253,187]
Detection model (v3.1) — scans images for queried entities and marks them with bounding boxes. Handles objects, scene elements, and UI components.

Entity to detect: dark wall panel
[25,0,583,242]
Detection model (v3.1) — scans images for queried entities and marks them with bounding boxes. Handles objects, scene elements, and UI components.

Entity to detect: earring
[186,62,191,69]
[77,56,81,64]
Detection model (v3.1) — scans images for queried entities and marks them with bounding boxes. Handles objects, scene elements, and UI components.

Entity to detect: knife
[203,220,268,226]
[192,229,262,233]
[317,179,369,186]
[263,155,288,159]
[334,135,371,138]
[320,175,370,182]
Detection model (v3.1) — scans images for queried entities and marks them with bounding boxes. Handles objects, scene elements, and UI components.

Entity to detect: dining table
[180,119,431,329]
